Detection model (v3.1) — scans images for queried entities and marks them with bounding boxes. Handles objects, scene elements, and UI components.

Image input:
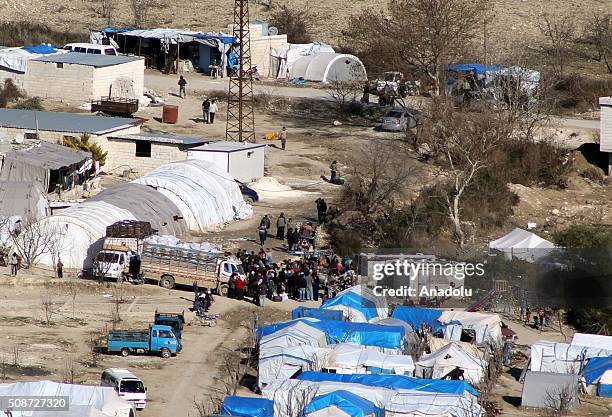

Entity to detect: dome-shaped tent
[33,201,137,269]
[290,53,367,82]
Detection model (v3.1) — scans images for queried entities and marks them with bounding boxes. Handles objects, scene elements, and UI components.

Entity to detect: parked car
[64,43,118,55]
[381,108,419,132]
[236,180,259,203]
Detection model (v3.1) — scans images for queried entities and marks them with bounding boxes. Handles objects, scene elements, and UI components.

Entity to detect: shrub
[269,5,313,44]
[0,22,85,47]
[12,97,45,111]
[0,79,24,108]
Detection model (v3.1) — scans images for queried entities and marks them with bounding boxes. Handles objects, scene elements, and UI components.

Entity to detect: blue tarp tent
[583,356,612,397]
[391,306,444,333]
[21,45,57,54]
[304,390,381,417]
[258,319,405,351]
[292,306,344,321]
[447,63,503,76]
[220,396,274,417]
[191,33,236,44]
[321,290,380,322]
[296,371,478,397]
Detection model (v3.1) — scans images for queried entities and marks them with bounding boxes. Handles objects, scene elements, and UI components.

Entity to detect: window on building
[24,132,39,140]
[135,140,152,158]
[56,63,63,69]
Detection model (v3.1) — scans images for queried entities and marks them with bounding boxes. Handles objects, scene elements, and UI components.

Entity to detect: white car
[101,368,147,410]
[64,43,118,55]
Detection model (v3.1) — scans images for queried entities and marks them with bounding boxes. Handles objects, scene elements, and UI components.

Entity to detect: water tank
[162,105,179,124]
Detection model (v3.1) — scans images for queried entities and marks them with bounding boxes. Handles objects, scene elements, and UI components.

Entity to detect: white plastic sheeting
[0,47,64,73]
[134,159,251,231]
[272,43,335,79]
[144,235,221,252]
[529,340,612,374]
[571,333,612,351]
[415,343,486,385]
[259,345,324,388]
[0,380,133,417]
[262,379,483,417]
[289,53,367,83]
[438,311,503,345]
[328,343,415,375]
[34,201,137,269]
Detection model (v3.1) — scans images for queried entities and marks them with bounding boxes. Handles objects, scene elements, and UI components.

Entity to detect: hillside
[0,0,608,48]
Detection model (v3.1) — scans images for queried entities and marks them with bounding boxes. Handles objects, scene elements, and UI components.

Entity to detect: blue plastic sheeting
[304,390,381,417]
[583,356,612,385]
[220,396,274,417]
[258,319,406,350]
[191,33,236,44]
[447,63,503,75]
[391,306,444,332]
[101,26,133,33]
[21,45,57,54]
[598,383,612,397]
[292,306,344,321]
[296,371,478,397]
[321,290,379,322]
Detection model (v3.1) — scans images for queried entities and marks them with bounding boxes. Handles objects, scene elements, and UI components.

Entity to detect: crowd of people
[223,248,355,307]
[256,213,323,253]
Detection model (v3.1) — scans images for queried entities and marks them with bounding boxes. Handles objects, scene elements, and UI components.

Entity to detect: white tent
[134,159,250,232]
[0,380,133,417]
[438,311,503,345]
[260,321,328,349]
[258,345,325,388]
[571,333,612,351]
[327,343,415,375]
[489,227,555,262]
[415,343,486,384]
[31,201,137,269]
[386,391,484,417]
[272,43,335,79]
[289,53,367,83]
[529,340,612,374]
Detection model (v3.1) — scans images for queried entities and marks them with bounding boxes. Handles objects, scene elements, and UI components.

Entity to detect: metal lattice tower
[225,0,256,142]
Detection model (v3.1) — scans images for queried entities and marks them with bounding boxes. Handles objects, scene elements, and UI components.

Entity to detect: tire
[218,283,229,297]
[159,275,175,289]
[120,347,130,357]
[160,348,171,359]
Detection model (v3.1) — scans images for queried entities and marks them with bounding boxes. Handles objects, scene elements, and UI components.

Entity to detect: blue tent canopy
[321,290,379,322]
[100,26,133,34]
[583,356,612,385]
[292,306,344,321]
[304,390,381,417]
[191,33,236,44]
[296,371,478,397]
[21,45,57,54]
[220,396,274,417]
[391,306,444,332]
[258,319,406,350]
[447,63,503,76]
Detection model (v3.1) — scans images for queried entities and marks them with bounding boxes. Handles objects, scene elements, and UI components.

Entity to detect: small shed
[521,371,580,409]
[26,53,145,102]
[186,141,266,182]
[105,132,212,175]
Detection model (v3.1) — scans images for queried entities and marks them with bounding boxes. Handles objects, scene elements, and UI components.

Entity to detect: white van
[64,43,118,55]
[101,368,147,409]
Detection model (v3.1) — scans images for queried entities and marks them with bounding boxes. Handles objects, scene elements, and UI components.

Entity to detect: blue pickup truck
[107,324,182,358]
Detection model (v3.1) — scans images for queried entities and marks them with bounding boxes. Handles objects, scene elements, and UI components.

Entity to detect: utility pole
[225,0,256,142]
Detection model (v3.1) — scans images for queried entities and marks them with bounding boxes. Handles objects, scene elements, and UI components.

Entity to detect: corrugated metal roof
[189,141,266,152]
[110,132,215,145]
[0,109,141,134]
[32,52,143,68]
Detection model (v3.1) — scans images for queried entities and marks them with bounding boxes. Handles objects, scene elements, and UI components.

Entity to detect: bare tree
[11,345,20,367]
[61,356,79,384]
[12,217,62,269]
[542,384,575,417]
[131,0,159,28]
[109,285,125,324]
[269,4,314,44]
[66,280,79,320]
[92,0,115,25]
[581,13,612,74]
[40,285,55,326]
[327,80,363,113]
[344,0,490,95]
[537,14,576,77]
[0,352,7,382]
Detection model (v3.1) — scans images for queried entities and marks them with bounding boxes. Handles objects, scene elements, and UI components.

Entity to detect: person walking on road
[9,252,18,276]
[276,212,286,240]
[209,100,219,124]
[56,259,64,279]
[258,215,271,246]
[178,75,187,98]
[279,126,287,150]
[330,160,338,182]
[202,98,211,123]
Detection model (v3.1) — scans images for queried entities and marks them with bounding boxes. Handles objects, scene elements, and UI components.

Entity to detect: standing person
[202,98,211,124]
[538,309,545,329]
[297,272,307,302]
[330,161,338,183]
[279,126,287,150]
[56,259,64,279]
[316,198,328,223]
[178,75,187,98]
[258,215,270,246]
[305,270,313,301]
[16,254,22,271]
[312,271,320,301]
[209,100,219,124]
[257,277,267,307]
[276,212,286,240]
[228,273,237,299]
[9,252,18,276]
[525,307,531,325]
[235,275,245,300]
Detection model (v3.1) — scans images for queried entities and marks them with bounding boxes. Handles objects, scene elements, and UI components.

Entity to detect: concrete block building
[105,133,210,175]
[600,97,612,174]
[186,141,266,182]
